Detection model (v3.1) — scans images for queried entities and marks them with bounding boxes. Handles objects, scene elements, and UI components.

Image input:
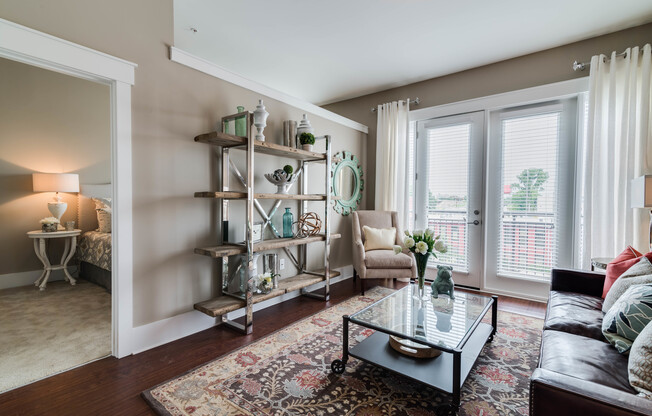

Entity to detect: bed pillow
[603,246,649,298]
[92,197,112,210]
[602,283,652,354]
[628,322,652,398]
[96,207,112,233]
[602,256,652,313]
[362,226,396,251]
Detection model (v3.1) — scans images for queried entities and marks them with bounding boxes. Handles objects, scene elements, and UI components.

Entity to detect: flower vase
[414,252,431,299]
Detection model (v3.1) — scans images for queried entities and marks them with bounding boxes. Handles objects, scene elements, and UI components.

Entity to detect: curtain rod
[371,97,420,113]
[572,49,641,71]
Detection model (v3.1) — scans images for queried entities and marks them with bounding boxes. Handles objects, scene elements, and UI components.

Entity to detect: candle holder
[253,99,269,141]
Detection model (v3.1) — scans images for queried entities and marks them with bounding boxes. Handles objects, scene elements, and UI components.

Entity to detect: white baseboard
[480,285,548,303]
[130,265,354,355]
[0,268,77,290]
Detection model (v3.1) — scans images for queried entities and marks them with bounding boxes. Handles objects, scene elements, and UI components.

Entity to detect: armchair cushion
[365,250,413,269]
[362,226,396,251]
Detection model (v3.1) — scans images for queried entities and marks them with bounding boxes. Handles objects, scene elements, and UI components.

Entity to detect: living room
[0,0,651,415]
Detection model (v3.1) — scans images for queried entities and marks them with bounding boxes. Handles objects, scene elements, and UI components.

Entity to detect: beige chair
[351,210,416,295]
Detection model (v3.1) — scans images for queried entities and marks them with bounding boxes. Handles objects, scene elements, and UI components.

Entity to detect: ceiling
[174,0,652,105]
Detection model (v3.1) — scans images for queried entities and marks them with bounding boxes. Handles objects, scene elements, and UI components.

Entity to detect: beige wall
[324,23,652,206]
[0,57,110,277]
[0,1,367,326]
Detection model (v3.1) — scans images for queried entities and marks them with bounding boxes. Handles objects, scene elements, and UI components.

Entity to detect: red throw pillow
[602,246,649,298]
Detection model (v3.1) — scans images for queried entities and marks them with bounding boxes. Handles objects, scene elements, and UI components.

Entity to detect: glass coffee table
[331,285,497,414]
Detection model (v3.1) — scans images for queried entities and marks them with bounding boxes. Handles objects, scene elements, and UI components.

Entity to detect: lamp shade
[631,175,652,208]
[32,173,80,193]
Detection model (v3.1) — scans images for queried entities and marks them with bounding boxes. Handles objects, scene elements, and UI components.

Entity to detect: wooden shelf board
[194,191,339,201]
[195,233,341,258]
[195,132,326,161]
[194,270,341,317]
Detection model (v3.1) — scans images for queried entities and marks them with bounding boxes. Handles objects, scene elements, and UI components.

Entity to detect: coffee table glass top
[350,285,493,351]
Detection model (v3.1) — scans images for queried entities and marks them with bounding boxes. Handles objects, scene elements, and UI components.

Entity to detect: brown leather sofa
[530,268,652,416]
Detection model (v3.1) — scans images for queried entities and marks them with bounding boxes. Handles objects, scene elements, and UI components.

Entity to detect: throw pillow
[602,256,652,313]
[96,207,112,233]
[92,197,112,210]
[602,283,652,354]
[629,321,652,398]
[362,226,396,251]
[603,246,649,298]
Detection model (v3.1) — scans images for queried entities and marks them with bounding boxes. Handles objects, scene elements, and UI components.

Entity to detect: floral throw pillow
[603,283,652,354]
[628,322,652,398]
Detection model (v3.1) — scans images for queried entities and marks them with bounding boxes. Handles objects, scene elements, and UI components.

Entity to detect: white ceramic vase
[253,99,269,141]
[302,144,313,152]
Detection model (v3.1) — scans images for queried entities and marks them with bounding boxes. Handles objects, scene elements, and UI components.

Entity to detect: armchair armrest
[530,368,652,416]
[550,268,605,297]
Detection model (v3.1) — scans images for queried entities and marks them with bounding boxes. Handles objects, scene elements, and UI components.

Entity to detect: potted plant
[299,132,315,151]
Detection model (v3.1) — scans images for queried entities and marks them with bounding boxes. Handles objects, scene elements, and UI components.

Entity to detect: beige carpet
[0,280,111,393]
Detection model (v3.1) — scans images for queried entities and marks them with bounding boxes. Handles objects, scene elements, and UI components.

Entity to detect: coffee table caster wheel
[331,359,345,374]
[487,334,494,343]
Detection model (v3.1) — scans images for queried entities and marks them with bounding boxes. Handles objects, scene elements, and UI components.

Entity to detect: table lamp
[32,173,80,225]
[631,175,652,250]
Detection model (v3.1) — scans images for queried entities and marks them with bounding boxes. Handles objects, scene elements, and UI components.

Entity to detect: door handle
[467,220,480,225]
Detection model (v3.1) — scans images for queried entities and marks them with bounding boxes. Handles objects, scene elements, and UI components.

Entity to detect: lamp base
[47,201,67,222]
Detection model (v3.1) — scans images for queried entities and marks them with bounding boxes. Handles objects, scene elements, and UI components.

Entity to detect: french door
[413,99,578,297]
[415,112,485,288]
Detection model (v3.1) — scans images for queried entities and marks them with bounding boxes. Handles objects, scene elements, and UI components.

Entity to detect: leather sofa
[530,268,652,416]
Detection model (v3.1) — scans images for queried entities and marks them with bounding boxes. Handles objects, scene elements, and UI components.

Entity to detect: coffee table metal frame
[331,287,497,414]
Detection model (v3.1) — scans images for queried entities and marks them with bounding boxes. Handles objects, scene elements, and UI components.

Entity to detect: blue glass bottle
[283,208,293,238]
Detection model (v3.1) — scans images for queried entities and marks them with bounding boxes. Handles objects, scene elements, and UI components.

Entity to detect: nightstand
[27,229,81,290]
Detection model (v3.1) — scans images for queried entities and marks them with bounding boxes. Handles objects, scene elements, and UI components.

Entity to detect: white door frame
[0,18,137,357]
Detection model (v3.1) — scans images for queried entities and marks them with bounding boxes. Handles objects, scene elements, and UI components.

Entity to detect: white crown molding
[0,18,137,85]
[169,47,369,134]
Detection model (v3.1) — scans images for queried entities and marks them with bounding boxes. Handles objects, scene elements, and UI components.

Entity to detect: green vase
[414,252,431,299]
[235,106,246,137]
[282,208,293,238]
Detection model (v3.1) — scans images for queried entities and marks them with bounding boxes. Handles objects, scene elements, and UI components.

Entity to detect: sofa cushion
[603,247,651,298]
[602,256,652,313]
[539,330,634,393]
[543,291,605,340]
[365,250,412,268]
[362,226,396,251]
[628,322,652,398]
[602,283,652,354]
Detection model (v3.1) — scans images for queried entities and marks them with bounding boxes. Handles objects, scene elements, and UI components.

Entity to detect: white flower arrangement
[40,217,60,225]
[393,228,448,258]
[252,272,274,294]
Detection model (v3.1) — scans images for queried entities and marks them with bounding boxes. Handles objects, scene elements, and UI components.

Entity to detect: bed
[76,184,112,293]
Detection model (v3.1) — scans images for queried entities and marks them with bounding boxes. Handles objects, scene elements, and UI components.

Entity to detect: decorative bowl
[264,169,298,194]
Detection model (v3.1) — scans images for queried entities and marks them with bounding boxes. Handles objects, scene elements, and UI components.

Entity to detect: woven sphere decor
[294,212,322,238]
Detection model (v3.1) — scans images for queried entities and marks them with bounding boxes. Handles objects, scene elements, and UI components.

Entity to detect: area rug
[143,287,543,416]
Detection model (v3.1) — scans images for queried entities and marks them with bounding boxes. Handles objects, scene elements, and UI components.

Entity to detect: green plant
[283,165,293,175]
[508,168,549,212]
[299,132,315,145]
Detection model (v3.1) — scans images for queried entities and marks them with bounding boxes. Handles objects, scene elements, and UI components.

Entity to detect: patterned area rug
[143,287,543,415]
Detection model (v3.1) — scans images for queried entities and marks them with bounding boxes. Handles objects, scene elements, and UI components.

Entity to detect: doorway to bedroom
[0,56,113,393]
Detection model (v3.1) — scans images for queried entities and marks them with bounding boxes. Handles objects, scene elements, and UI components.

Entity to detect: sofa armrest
[550,268,605,297]
[530,368,652,416]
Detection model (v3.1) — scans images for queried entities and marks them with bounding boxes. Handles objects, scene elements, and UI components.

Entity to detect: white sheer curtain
[375,99,410,228]
[579,44,652,266]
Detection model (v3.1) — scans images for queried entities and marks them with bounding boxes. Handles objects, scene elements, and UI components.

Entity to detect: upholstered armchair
[351,210,416,294]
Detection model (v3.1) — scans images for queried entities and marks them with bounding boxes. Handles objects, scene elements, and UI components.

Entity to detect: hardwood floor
[0,278,546,416]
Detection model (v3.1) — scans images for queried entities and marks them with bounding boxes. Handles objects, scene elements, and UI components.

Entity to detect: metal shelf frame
[195,110,334,334]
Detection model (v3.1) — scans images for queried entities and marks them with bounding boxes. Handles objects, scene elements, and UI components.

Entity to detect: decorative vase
[235,105,246,137]
[42,223,57,232]
[414,252,431,299]
[264,170,298,194]
[302,143,313,152]
[245,253,261,293]
[283,208,293,238]
[253,99,269,141]
[296,114,314,139]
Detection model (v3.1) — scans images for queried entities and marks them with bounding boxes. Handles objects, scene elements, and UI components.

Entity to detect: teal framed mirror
[331,151,363,215]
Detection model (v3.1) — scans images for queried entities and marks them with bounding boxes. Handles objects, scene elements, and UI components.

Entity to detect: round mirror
[331,151,363,216]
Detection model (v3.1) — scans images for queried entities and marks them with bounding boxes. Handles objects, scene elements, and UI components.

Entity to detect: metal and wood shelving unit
[193,110,339,334]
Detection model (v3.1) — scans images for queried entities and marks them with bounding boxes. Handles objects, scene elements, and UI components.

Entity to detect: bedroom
[0,57,113,392]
